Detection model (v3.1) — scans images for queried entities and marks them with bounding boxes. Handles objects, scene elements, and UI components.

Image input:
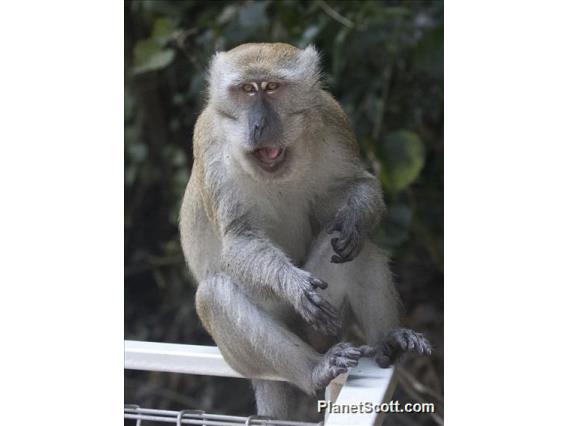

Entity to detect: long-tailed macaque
[179,43,431,421]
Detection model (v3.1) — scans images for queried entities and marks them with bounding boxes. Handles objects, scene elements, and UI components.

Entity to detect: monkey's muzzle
[253,146,286,170]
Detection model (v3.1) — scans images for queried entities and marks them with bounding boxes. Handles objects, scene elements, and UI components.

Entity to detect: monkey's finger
[310,296,335,316]
[331,241,355,263]
[331,233,361,263]
[416,342,426,355]
[380,339,403,365]
[332,234,352,252]
[304,290,335,314]
[331,254,344,264]
[333,233,356,254]
[302,299,341,334]
[308,276,328,290]
[376,350,399,368]
[413,334,432,356]
[421,337,433,355]
[333,356,359,368]
[313,308,341,333]
[331,252,356,264]
[411,332,426,352]
[303,308,327,331]
[310,294,339,318]
[376,354,394,368]
[333,342,351,350]
[359,345,377,357]
[305,290,324,306]
[341,349,362,361]
[337,228,361,254]
[330,366,349,377]
[318,304,341,326]
[326,219,343,234]
[343,233,361,258]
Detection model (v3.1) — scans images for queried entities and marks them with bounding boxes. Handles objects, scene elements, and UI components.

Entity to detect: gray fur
[179,43,431,421]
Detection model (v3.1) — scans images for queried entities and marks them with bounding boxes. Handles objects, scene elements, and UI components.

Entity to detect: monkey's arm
[317,93,385,263]
[325,171,385,263]
[221,225,340,335]
[203,169,341,335]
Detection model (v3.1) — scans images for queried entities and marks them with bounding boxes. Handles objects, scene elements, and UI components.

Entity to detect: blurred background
[125,1,443,425]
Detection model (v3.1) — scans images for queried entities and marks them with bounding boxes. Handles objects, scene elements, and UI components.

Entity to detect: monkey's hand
[326,206,365,264]
[291,269,342,336]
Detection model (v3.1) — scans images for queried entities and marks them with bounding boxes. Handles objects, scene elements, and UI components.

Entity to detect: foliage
[125,0,443,423]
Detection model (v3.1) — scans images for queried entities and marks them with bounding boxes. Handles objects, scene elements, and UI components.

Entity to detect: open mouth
[252,146,286,170]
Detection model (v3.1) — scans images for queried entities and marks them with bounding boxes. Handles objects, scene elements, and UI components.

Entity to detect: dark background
[125,1,443,425]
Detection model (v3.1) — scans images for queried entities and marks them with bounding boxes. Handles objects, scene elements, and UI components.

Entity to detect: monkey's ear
[208,51,238,100]
[300,45,321,69]
[295,44,322,85]
[208,51,227,85]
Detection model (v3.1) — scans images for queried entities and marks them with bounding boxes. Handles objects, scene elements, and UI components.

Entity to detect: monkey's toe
[312,343,362,389]
[375,328,432,368]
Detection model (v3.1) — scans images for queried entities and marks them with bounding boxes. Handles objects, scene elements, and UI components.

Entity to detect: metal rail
[124,405,318,426]
[125,340,396,426]
[324,358,397,426]
[125,340,282,381]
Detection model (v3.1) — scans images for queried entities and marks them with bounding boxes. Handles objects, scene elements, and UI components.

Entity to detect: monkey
[179,43,431,421]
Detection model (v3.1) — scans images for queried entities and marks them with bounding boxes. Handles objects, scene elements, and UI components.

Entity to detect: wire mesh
[124,405,321,426]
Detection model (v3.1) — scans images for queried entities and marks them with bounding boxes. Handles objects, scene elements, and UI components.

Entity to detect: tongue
[259,147,281,161]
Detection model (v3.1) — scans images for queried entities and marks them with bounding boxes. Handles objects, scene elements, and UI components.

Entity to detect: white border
[0,2,123,425]
[1,2,568,425]
[445,2,568,425]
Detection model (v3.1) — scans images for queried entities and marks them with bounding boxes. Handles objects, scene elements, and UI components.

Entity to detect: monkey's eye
[265,82,280,92]
[242,83,256,94]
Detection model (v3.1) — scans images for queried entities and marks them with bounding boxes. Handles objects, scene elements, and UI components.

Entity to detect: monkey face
[236,80,286,172]
[208,43,322,181]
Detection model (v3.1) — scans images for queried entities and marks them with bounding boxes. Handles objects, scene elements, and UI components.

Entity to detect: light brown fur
[179,43,428,421]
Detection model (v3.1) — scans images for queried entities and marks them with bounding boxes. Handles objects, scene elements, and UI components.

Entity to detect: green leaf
[133,39,175,74]
[217,5,238,25]
[152,17,176,43]
[379,130,425,192]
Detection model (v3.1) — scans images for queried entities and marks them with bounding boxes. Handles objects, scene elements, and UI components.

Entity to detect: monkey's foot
[362,328,432,368]
[312,343,362,389]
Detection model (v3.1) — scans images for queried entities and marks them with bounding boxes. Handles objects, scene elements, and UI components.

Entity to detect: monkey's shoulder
[319,91,359,153]
[192,106,220,161]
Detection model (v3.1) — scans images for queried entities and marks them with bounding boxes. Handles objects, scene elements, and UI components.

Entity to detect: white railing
[125,340,396,426]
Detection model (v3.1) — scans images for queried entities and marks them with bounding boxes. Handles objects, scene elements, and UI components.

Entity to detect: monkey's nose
[251,120,266,144]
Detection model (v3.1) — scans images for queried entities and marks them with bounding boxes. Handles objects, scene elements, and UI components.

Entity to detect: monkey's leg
[195,274,363,409]
[304,233,431,366]
[252,380,315,421]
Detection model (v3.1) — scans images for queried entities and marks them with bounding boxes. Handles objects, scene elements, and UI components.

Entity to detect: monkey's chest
[256,194,313,265]
[268,215,312,265]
